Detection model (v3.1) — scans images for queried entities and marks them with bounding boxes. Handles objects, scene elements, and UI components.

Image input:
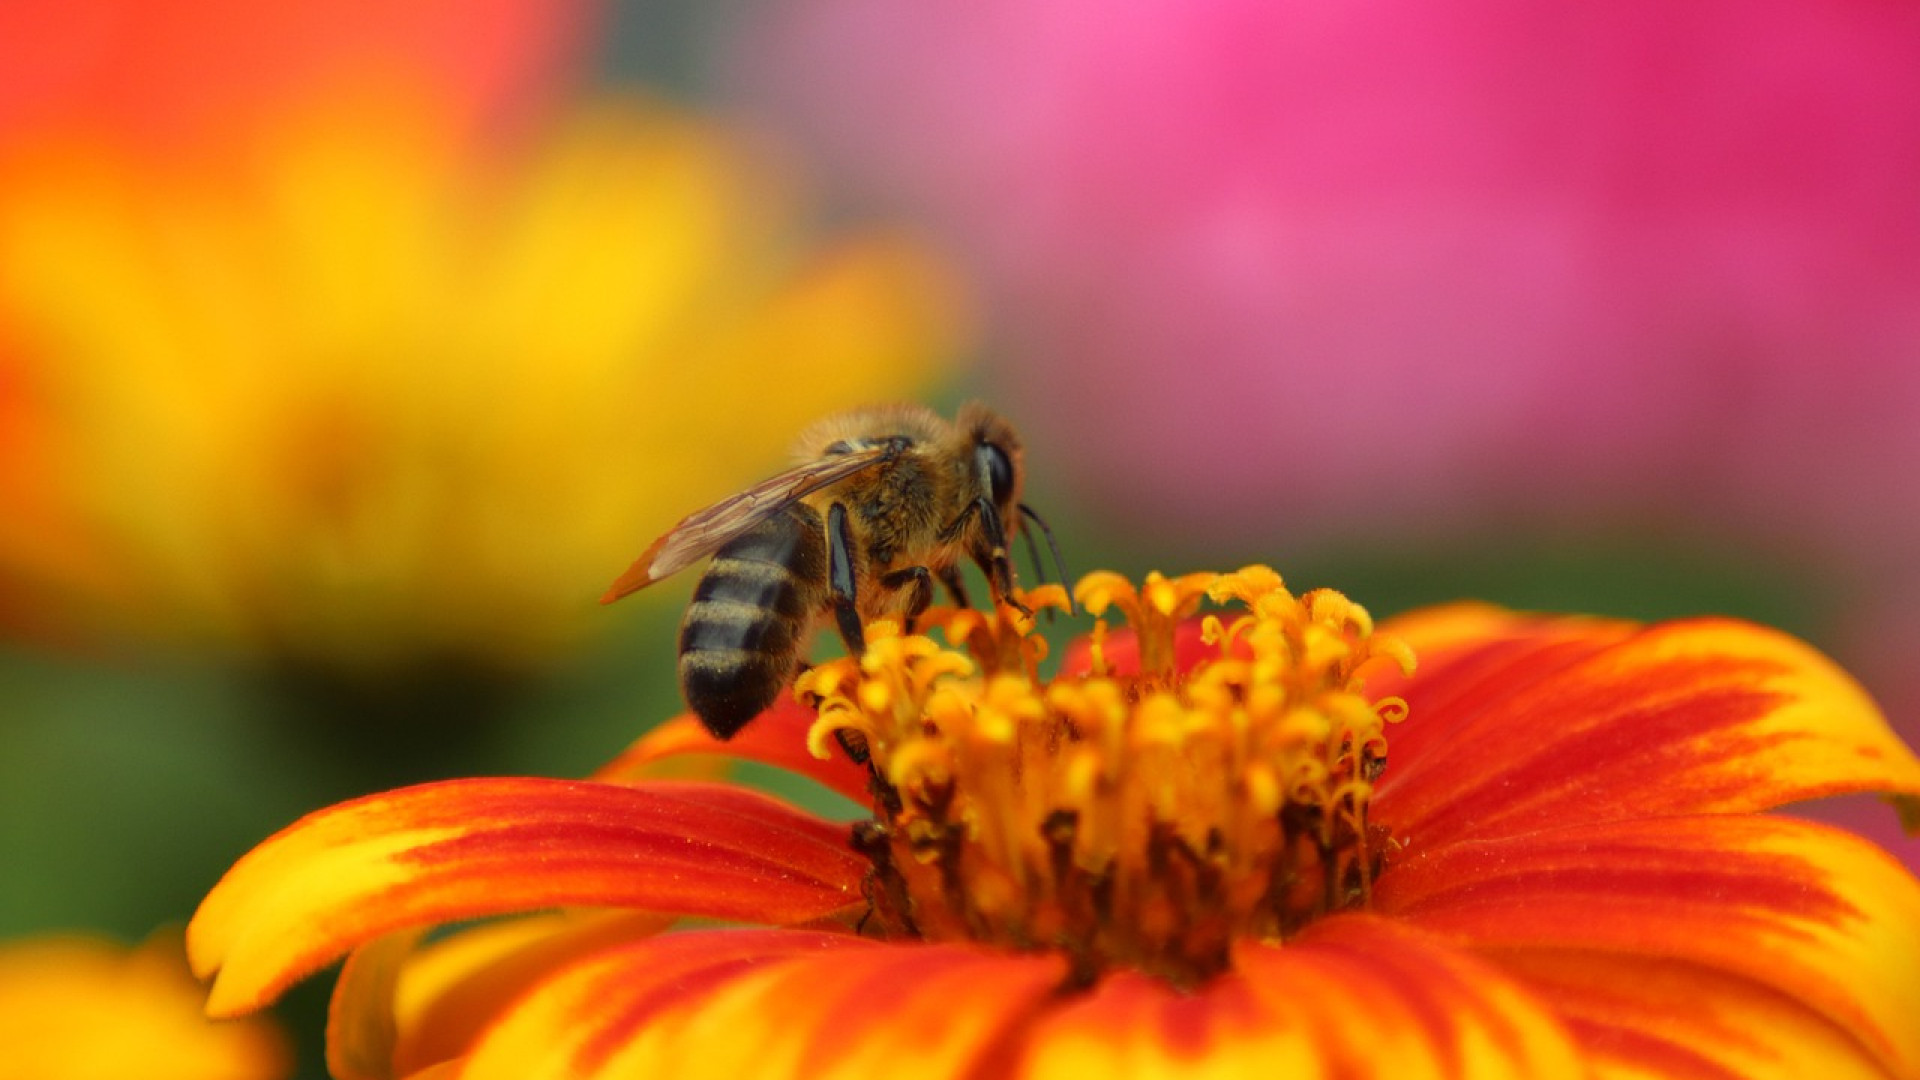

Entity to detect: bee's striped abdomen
[677,503,826,739]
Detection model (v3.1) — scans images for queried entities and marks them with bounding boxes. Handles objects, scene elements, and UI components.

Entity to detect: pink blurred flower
[733,1,1920,562]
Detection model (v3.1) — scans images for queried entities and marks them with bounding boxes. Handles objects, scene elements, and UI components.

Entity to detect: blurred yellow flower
[0,932,287,1080]
[0,91,964,675]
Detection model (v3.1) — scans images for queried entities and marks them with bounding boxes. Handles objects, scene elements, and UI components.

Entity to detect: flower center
[798,566,1414,987]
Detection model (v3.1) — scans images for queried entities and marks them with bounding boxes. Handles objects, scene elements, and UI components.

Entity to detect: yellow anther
[826,568,1413,985]
[1062,747,1105,804]
[970,705,1017,745]
[795,659,856,701]
[1374,696,1410,724]
[1242,763,1282,816]
[1132,693,1189,747]
[1304,588,1371,637]
[1024,582,1073,612]
[1073,571,1132,617]
[806,710,867,761]
[1370,635,1418,679]
[887,740,954,794]
[922,686,975,734]
[1145,575,1181,616]
[1208,565,1287,606]
[1276,706,1334,743]
[1184,676,1235,713]
[1300,623,1352,670]
[857,680,893,715]
[1245,681,1286,719]
[939,608,991,647]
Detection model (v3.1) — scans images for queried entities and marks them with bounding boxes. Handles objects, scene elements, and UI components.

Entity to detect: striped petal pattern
[1379,815,1920,1078]
[1015,917,1584,1080]
[1487,950,1894,1080]
[328,912,676,1080]
[189,778,864,1015]
[456,931,1068,1080]
[1373,612,1920,844]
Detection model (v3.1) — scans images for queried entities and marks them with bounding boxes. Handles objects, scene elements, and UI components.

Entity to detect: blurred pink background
[732,0,1920,556]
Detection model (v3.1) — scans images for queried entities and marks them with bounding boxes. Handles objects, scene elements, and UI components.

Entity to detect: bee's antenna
[1018,503,1073,615]
[1019,516,1049,586]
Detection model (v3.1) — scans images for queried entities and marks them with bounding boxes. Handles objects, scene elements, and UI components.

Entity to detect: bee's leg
[879,566,935,632]
[973,499,1031,618]
[937,564,972,609]
[936,500,980,543]
[827,502,866,656]
[825,508,887,780]
[939,497,1031,618]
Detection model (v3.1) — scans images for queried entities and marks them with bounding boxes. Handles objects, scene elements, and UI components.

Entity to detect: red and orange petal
[448,919,1588,1080]
[0,933,289,1080]
[1492,950,1895,1080]
[330,911,675,1080]
[593,700,871,805]
[1378,814,1920,1078]
[1017,917,1583,1080]
[454,930,1070,1080]
[1370,609,1920,845]
[188,777,864,1017]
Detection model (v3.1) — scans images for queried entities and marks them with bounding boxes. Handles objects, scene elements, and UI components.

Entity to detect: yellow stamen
[797,566,1415,986]
[1073,571,1214,682]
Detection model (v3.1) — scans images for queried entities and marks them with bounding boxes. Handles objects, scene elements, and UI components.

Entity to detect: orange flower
[0,932,288,1080]
[189,569,1920,1078]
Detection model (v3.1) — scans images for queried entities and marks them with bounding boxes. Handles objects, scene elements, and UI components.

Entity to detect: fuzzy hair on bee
[602,402,1068,740]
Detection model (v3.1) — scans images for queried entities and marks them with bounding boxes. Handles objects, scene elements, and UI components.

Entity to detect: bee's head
[957,401,1025,531]
[956,401,1069,613]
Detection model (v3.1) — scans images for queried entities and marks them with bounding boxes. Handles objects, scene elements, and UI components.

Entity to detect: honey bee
[602,402,1066,740]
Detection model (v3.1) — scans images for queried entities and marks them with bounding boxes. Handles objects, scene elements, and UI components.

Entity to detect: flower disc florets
[797,567,1415,987]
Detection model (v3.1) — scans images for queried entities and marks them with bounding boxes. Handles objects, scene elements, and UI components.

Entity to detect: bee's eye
[982,442,1016,504]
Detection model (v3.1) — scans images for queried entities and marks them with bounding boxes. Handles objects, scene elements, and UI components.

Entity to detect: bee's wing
[600,447,890,604]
